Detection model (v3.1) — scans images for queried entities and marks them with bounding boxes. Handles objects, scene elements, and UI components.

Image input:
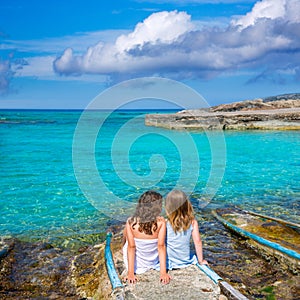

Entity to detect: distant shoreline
[145,97,300,131]
[0,108,181,112]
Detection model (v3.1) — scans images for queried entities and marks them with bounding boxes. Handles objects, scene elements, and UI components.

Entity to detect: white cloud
[13,55,108,83]
[115,11,194,52]
[50,1,300,83]
[54,10,195,75]
[0,30,127,92]
[0,54,26,94]
[13,56,55,78]
[0,60,11,94]
[285,0,300,23]
[232,0,300,29]
[1,0,299,96]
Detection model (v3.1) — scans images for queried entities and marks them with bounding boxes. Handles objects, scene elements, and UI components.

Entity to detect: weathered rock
[72,232,123,299]
[72,243,111,299]
[0,236,114,299]
[0,236,14,259]
[0,216,299,299]
[122,266,221,300]
[211,98,300,112]
[145,97,300,130]
[109,238,222,300]
[0,238,77,299]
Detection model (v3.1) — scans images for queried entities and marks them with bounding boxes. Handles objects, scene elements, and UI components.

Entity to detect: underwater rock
[0,236,115,299]
[0,238,76,299]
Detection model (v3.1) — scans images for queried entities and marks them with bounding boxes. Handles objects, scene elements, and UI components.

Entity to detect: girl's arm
[157,219,171,284]
[124,221,138,283]
[191,219,208,265]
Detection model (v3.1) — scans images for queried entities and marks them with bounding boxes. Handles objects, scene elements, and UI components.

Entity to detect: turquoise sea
[0,110,299,243]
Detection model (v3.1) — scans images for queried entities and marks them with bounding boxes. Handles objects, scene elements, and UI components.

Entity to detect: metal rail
[212,210,300,261]
[105,232,124,300]
[197,263,249,300]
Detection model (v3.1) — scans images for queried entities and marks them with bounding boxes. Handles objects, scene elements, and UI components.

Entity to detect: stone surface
[122,266,221,300]
[111,241,221,300]
[0,236,113,299]
[211,98,300,112]
[145,97,300,130]
[0,216,299,299]
[0,238,77,299]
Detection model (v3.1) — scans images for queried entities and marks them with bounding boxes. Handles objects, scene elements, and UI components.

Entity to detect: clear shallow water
[0,110,299,241]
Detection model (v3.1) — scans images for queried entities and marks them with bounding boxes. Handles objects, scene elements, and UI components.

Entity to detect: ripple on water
[0,111,299,241]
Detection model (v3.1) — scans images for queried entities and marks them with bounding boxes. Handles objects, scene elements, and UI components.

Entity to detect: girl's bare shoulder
[156,217,166,231]
[191,218,199,227]
[126,217,138,231]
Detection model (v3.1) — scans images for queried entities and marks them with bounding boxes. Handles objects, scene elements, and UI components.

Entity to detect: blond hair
[165,190,194,233]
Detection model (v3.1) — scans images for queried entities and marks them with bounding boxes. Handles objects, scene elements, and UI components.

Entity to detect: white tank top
[123,238,160,274]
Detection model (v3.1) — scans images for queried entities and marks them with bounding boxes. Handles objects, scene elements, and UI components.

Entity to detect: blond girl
[165,190,208,269]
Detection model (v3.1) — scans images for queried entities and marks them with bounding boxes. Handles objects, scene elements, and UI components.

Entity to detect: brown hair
[129,190,163,235]
[165,190,194,233]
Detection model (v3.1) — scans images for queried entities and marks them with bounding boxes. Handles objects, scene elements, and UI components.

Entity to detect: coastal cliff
[145,94,300,130]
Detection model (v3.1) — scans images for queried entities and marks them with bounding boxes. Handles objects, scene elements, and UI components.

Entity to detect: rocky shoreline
[145,96,300,130]
[1,213,299,299]
[0,236,112,299]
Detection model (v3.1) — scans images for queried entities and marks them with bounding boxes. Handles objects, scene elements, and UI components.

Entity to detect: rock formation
[1,218,299,299]
[0,235,114,299]
[145,94,300,130]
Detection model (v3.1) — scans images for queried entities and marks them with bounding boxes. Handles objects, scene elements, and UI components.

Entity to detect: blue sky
[0,0,299,109]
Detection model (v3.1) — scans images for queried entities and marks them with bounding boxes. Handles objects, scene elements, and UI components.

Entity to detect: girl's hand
[160,273,171,284]
[124,274,138,284]
[199,259,208,265]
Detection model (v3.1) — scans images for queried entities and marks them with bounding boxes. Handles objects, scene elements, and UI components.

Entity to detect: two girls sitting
[122,190,208,284]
